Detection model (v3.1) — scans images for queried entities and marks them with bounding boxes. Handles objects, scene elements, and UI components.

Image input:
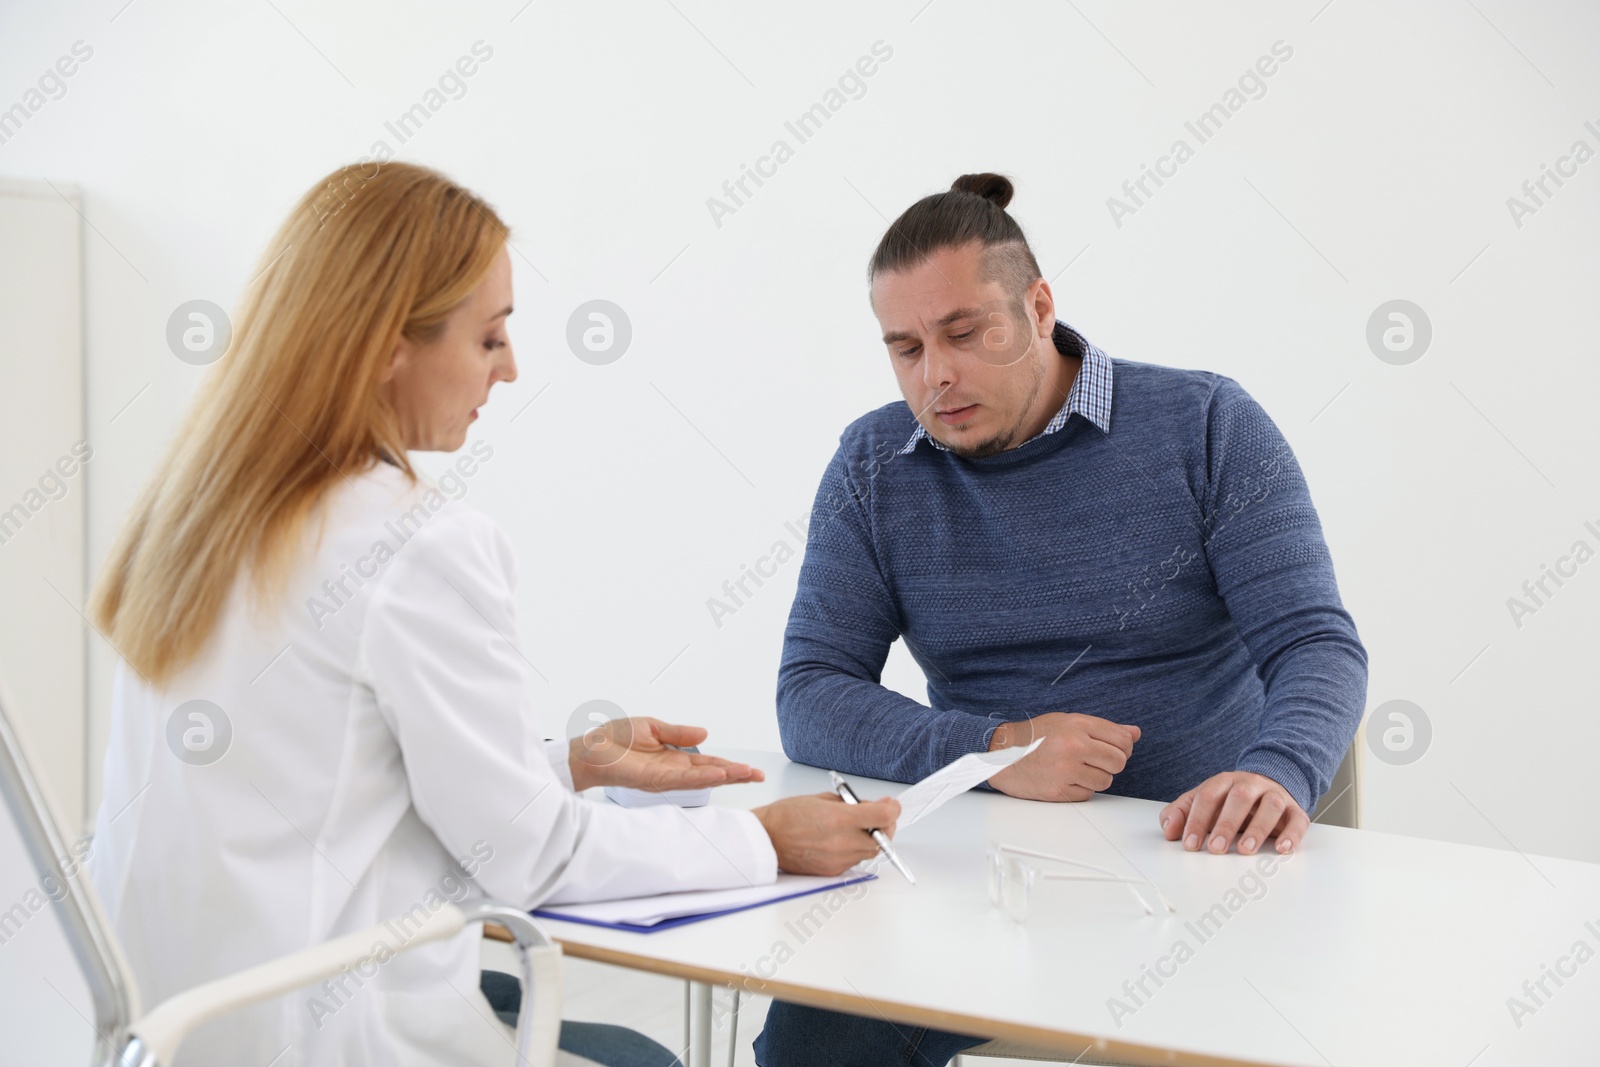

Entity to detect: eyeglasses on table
[986,843,1177,923]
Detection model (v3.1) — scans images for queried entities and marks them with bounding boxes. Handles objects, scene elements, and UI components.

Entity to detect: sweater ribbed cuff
[1234,749,1314,815]
[943,712,1000,770]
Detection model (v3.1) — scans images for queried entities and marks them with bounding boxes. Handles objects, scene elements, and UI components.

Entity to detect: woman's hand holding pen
[565,718,900,876]
[567,718,764,793]
[751,793,901,876]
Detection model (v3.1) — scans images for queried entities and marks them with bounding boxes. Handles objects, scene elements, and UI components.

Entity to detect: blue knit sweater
[776,324,1367,814]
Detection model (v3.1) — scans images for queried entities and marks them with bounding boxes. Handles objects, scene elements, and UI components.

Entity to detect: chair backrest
[1311,738,1362,829]
[0,673,138,1064]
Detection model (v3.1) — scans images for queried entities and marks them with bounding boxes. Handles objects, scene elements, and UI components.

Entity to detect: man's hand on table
[985,712,1141,802]
[752,793,901,876]
[567,718,764,794]
[1159,770,1306,856]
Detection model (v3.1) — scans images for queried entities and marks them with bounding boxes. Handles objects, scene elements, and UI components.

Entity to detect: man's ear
[1031,278,1056,336]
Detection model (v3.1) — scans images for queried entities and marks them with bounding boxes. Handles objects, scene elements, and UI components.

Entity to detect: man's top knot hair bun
[950,173,1014,209]
[868,171,1040,289]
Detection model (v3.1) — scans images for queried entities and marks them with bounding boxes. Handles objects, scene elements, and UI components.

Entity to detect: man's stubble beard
[945,353,1047,460]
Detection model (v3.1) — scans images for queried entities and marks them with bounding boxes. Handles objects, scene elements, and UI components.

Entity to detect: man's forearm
[777,648,994,783]
[1235,633,1368,813]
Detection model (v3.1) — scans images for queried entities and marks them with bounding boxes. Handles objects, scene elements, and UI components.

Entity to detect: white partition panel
[0,179,88,832]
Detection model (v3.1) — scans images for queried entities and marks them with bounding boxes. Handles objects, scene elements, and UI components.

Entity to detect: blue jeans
[480,970,684,1067]
[753,999,986,1067]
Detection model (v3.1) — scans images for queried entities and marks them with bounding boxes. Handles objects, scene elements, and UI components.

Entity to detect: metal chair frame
[0,677,562,1067]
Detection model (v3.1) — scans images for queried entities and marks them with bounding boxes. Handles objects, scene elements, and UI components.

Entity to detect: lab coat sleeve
[542,738,575,792]
[356,504,777,907]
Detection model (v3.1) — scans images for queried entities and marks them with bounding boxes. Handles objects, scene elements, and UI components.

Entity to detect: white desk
[542,750,1600,1067]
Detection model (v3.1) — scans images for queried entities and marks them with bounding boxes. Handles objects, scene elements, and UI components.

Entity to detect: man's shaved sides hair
[868,172,1043,303]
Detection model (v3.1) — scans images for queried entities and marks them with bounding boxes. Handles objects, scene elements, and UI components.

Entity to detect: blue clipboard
[532,873,877,934]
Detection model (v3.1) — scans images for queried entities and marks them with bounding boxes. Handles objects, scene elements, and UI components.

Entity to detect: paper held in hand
[893,738,1044,828]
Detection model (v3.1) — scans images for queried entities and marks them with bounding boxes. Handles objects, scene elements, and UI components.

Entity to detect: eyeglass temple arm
[998,844,1177,912]
[1034,872,1178,913]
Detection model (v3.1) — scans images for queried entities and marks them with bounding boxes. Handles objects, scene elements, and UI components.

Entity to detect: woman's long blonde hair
[91,161,508,688]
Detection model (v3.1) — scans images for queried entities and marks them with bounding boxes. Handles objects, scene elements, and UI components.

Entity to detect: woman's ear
[381,338,411,384]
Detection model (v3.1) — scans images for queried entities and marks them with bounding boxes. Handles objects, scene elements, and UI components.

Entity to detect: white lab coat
[90,459,776,1066]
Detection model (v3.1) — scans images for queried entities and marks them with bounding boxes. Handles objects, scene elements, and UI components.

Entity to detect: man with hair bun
[755,173,1367,1064]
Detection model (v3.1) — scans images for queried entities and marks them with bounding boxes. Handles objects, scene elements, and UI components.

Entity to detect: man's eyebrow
[936,306,984,328]
[881,306,984,345]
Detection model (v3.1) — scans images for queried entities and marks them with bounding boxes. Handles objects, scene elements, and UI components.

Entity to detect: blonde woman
[88,161,898,1067]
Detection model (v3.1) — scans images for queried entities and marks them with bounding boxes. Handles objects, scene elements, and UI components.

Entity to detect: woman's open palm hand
[568,717,764,793]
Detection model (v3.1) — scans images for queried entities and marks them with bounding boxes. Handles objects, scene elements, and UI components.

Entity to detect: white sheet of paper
[894,738,1043,828]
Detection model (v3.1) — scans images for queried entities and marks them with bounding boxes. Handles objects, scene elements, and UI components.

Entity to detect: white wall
[0,0,1595,864]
